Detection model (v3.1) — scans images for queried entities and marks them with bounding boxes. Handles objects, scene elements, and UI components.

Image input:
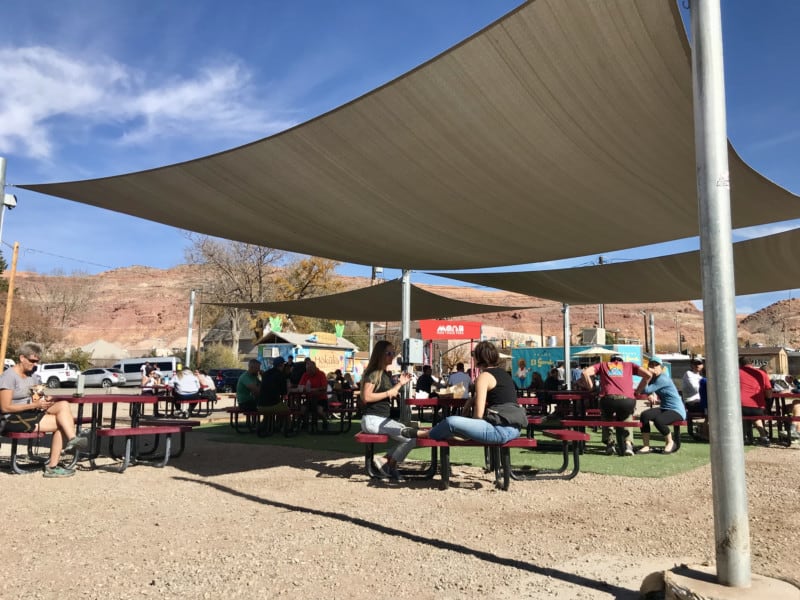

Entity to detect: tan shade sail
[209,279,533,322]
[431,228,800,305]
[20,0,800,270]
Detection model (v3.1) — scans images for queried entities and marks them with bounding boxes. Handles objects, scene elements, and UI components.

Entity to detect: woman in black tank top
[404,341,522,445]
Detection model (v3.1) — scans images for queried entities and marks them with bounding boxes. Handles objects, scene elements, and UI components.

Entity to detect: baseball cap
[273,356,286,367]
[610,354,623,362]
[690,358,704,366]
[648,357,662,367]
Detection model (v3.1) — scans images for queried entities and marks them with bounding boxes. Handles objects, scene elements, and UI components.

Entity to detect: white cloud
[0,46,295,159]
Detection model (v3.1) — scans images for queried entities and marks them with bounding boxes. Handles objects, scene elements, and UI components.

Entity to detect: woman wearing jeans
[360,340,414,481]
[404,341,521,445]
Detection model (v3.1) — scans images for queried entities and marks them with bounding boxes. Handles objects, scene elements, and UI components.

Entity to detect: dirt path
[2,430,798,599]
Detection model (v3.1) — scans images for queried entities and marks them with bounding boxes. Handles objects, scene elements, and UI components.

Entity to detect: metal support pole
[368,267,377,354]
[648,313,656,357]
[185,289,196,369]
[597,256,605,328]
[691,0,750,586]
[562,303,571,391]
[399,270,411,421]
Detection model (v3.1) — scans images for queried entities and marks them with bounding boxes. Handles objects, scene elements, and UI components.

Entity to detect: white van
[111,357,180,386]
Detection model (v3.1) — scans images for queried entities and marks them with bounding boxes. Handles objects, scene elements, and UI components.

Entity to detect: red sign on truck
[419,320,481,340]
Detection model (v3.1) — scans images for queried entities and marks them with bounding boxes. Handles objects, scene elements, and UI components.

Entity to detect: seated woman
[403,341,526,445]
[0,341,88,478]
[636,358,686,454]
[141,371,159,395]
[171,366,201,418]
[359,340,414,481]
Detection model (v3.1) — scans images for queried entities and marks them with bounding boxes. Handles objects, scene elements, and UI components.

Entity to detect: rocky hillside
[4,265,795,357]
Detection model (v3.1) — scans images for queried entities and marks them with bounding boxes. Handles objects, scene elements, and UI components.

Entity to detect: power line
[0,241,115,270]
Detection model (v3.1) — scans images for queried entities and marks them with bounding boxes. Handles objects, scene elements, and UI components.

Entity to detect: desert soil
[3,425,799,600]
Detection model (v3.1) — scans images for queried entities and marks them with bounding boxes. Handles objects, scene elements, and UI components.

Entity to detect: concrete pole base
[640,564,799,599]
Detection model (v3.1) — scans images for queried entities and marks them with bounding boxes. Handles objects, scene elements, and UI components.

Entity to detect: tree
[26,269,97,331]
[185,236,341,356]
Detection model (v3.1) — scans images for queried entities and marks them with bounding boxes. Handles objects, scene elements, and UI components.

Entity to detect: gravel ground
[2,430,799,599]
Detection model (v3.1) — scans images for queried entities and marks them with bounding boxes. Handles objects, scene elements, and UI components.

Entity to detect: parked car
[81,367,127,388]
[36,362,80,388]
[210,368,246,393]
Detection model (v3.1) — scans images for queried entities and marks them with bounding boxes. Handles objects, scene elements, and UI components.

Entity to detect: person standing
[516,359,529,390]
[0,341,88,478]
[636,358,686,454]
[582,354,651,456]
[359,340,414,481]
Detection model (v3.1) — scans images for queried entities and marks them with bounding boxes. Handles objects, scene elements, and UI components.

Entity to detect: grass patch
[198,421,721,478]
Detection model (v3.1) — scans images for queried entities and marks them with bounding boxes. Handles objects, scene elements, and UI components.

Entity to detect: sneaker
[64,435,89,452]
[43,465,75,478]
[372,456,388,478]
[400,426,418,438]
[790,429,800,441]
[604,443,616,456]
[756,436,771,447]
[624,444,634,457]
[380,463,394,479]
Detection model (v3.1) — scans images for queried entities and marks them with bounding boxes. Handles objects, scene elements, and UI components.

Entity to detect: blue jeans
[361,415,416,463]
[427,416,519,444]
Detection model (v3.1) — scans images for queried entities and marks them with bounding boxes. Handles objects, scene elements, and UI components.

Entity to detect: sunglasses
[385,351,395,357]
[24,356,40,364]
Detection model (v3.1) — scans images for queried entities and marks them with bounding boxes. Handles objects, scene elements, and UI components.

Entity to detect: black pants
[640,408,683,436]
[599,395,636,444]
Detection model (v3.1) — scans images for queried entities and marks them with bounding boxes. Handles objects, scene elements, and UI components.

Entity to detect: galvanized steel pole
[562,304,571,391]
[399,270,411,421]
[690,0,751,586]
[185,289,196,369]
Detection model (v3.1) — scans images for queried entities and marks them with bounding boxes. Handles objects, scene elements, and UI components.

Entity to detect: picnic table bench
[355,432,544,490]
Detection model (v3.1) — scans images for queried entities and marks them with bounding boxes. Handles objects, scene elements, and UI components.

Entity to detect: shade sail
[209,279,533,322]
[573,346,617,357]
[20,0,800,270]
[431,228,800,305]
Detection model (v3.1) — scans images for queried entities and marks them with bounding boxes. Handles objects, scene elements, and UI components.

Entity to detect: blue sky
[1,1,798,314]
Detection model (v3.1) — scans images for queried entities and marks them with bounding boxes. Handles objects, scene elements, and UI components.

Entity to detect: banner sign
[419,320,481,340]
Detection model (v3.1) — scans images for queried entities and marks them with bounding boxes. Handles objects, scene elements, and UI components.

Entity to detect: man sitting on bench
[582,354,651,456]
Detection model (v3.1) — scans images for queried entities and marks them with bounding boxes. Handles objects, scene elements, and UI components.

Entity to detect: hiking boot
[43,465,75,478]
[400,426,418,438]
[64,435,89,452]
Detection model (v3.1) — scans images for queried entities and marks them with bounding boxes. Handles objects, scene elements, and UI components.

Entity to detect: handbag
[484,402,528,428]
[3,409,46,433]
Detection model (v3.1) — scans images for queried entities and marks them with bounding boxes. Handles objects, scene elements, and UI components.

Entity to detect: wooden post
[0,242,20,361]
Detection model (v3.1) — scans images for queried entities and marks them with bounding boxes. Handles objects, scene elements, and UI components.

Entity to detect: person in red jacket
[738,356,772,446]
